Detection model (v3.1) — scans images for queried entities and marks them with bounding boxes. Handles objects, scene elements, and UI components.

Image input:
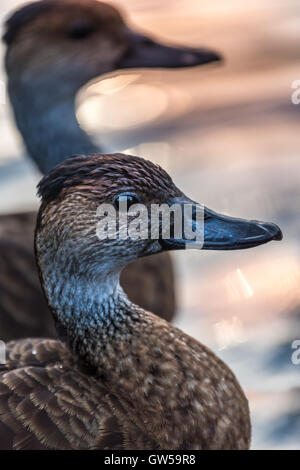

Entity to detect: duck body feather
[0,317,250,450]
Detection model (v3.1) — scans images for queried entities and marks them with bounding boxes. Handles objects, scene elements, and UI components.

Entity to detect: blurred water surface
[0,0,299,449]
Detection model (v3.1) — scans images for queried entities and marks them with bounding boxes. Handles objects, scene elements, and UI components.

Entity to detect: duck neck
[44,268,132,348]
[8,79,98,174]
[42,260,201,448]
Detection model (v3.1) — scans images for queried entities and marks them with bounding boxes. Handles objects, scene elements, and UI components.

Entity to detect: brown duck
[0,0,221,340]
[0,153,282,449]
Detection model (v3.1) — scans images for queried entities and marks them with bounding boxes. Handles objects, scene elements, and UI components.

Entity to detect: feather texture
[0,324,251,451]
[0,339,125,450]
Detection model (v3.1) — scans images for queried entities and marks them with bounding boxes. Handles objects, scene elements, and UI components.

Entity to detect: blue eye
[113,193,140,210]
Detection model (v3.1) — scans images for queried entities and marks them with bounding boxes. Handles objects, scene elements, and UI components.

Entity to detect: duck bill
[117,28,221,70]
[159,197,283,251]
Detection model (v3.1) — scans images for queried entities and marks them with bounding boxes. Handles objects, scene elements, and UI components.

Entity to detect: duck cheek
[105,239,146,264]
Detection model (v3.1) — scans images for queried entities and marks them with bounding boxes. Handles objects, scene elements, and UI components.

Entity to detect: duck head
[36,154,282,287]
[3,0,221,98]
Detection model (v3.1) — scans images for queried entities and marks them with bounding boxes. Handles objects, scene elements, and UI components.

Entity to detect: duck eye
[68,21,94,40]
[113,193,140,211]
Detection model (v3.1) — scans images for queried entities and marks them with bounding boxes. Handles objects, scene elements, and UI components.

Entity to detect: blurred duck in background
[0,153,282,450]
[0,0,221,340]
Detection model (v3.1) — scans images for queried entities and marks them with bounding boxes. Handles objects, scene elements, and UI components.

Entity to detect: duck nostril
[192,205,208,222]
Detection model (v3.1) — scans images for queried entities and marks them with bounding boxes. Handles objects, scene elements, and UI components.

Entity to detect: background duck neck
[8,80,98,174]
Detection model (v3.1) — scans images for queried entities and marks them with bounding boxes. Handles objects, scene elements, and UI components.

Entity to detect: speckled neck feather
[43,262,131,344]
[40,258,251,449]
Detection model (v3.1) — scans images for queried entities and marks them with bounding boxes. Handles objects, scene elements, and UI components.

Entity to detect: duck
[0,0,221,340]
[0,152,282,450]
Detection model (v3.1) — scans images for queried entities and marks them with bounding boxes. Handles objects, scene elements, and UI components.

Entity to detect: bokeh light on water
[0,0,299,449]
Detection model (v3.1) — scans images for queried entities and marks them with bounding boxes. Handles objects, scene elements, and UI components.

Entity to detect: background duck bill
[117,29,222,70]
[160,203,282,251]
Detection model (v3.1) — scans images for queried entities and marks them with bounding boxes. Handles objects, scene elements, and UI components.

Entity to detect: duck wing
[0,339,126,450]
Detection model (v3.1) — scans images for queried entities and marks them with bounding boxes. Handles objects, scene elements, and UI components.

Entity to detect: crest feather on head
[37,153,177,205]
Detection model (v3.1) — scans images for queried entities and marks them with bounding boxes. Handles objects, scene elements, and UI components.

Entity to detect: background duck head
[3,0,221,173]
[4,0,221,88]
